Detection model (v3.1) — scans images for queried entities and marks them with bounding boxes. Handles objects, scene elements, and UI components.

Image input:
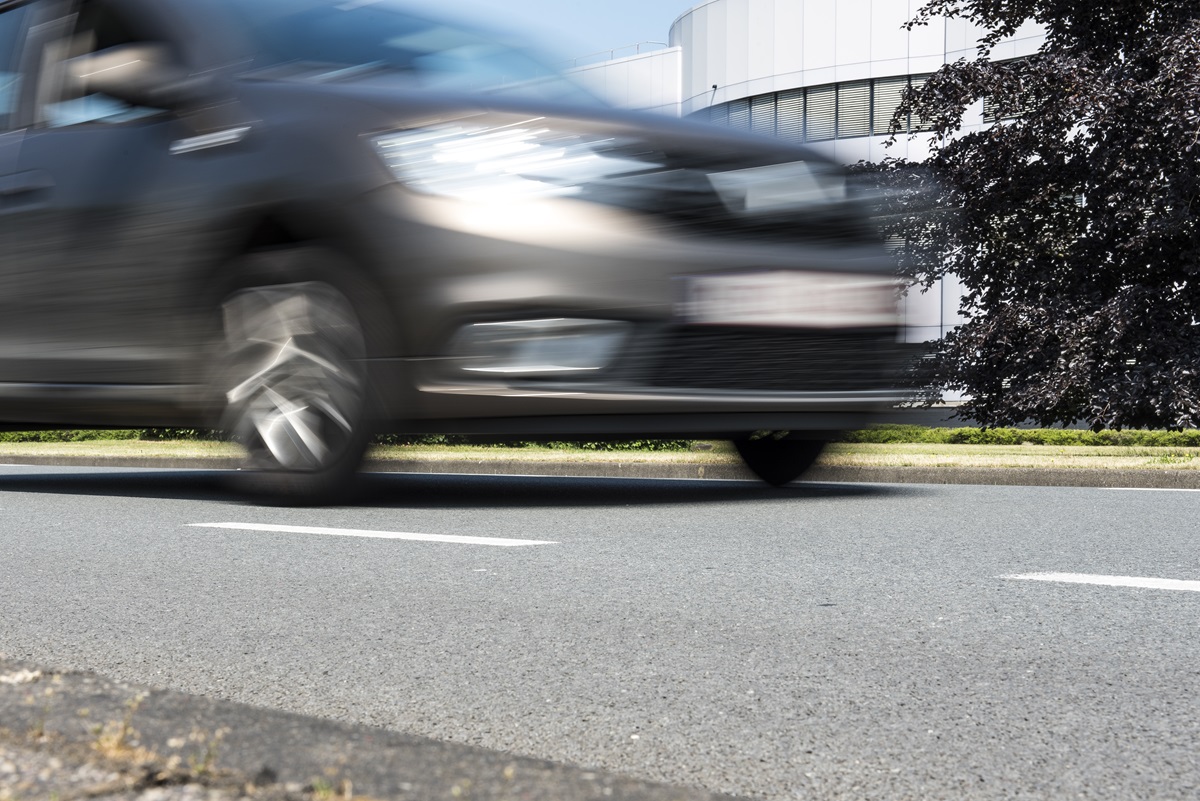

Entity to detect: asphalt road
[1,465,1198,800]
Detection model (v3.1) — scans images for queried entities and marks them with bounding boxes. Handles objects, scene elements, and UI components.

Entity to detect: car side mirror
[64,42,212,111]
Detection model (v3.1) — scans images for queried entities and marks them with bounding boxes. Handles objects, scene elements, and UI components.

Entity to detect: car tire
[734,435,825,486]
[217,273,373,504]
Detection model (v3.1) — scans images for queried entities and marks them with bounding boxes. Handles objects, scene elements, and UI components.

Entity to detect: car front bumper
[355,185,918,434]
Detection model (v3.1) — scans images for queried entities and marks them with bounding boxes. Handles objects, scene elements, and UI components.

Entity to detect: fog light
[450,318,630,375]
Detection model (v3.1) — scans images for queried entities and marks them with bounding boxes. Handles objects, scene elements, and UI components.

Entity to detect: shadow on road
[0,466,920,507]
[357,472,919,507]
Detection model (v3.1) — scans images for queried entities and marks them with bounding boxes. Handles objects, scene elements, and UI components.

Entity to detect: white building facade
[569,1,1046,343]
[567,46,684,116]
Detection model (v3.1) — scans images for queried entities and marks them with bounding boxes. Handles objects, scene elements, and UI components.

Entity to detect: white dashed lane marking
[1108,488,1200,493]
[1004,573,1200,592]
[188,522,557,547]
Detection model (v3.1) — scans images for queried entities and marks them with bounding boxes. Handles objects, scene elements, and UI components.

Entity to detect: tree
[877,0,1200,429]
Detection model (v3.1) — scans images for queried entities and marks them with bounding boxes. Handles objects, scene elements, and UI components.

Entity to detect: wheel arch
[195,202,401,359]
[189,202,409,435]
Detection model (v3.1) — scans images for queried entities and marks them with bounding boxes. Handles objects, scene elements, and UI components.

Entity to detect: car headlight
[372,119,661,202]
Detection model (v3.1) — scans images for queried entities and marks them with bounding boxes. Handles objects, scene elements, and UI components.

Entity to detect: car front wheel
[218,279,371,503]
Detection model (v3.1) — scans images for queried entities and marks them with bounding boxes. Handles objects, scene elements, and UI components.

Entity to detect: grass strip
[2,437,1200,471]
[8,425,1200,448]
[819,442,1200,470]
[842,424,1200,447]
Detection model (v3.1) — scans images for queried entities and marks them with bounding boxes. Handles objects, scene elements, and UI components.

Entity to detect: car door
[0,0,208,391]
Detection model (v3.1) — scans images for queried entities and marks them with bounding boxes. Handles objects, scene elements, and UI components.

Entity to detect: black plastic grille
[623,327,911,393]
[573,155,874,244]
[655,203,874,243]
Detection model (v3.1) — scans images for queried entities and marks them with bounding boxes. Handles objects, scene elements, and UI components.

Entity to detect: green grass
[5,427,1200,472]
[6,425,1200,449]
[841,424,1200,447]
[0,428,211,443]
[0,429,141,443]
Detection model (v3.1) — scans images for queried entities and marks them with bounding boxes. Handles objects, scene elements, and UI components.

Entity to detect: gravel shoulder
[0,659,737,801]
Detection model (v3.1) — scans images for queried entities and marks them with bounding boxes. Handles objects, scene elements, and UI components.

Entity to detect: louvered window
[836,80,870,138]
[805,84,836,141]
[981,95,1002,122]
[872,76,908,135]
[727,97,751,131]
[909,75,934,133]
[983,93,1031,122]
[775,89,804,143]
[750,94,776,137]
[982,58,1031,122]
[709,102,729,127]
[688,71,968,141]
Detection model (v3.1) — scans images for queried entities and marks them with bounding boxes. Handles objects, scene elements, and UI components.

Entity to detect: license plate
[677,270,898,329]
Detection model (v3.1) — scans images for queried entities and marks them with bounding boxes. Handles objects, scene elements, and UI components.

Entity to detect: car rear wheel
[218,278,371,503]
[734,435,825,486]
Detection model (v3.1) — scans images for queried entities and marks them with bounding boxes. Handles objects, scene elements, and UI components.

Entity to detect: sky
[435,0,691,63]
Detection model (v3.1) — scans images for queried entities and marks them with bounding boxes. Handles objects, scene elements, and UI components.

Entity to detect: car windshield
[219,0,598,105]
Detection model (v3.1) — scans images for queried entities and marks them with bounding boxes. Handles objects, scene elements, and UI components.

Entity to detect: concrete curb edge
[1,455,1198,489]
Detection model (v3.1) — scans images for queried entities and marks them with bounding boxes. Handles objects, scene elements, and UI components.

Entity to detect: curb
[368,460,1200,489]
[1,454,1199,489]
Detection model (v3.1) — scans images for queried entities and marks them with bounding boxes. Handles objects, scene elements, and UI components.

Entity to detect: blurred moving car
[0,0,911,500]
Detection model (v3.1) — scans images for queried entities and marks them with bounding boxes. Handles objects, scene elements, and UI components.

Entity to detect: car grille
[578,185,872,244]
[575,156,874,244]
[656,203,875,244]
[622,327,911,393]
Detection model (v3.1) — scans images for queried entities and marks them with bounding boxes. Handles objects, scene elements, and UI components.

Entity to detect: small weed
[29,700,50,740]
[18,684,55,741]
[310,775,354,801]
[186,726,228,777]
[92,693,152,761]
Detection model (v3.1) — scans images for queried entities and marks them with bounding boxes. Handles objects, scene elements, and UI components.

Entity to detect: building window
[982,59,1032,122]
[805,84,835,141]
[837,80,870,138]
[982,91,1032,123]
[871,76,908,136]
[908,75,934,132]
[727,96,750,129]
[750,93,775,137]
[694,73,943,143]
[775,88,804,143]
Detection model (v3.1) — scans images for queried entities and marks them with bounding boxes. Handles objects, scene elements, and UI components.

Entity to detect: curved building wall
[568,47,683,115]
[669,0,1044,162]
[661,1,1044,348]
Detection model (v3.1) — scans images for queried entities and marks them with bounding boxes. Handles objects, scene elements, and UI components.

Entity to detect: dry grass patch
[819,443,1200,470]
[2,437,1199,471]
[367,442,739,464]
